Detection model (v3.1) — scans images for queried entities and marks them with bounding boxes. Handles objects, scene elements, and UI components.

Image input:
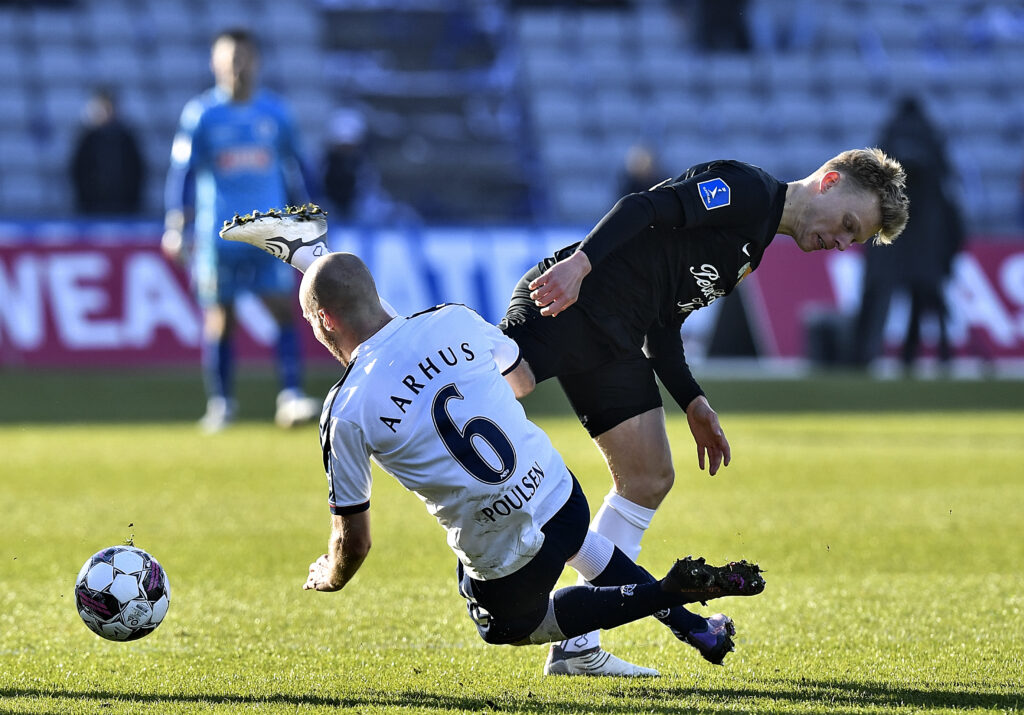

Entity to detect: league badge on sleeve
[697,178,731,210]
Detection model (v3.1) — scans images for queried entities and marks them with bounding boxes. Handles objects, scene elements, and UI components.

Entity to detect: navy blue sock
[275,324,302,391]
[551,581,681,637]
[589,548,707,636]
[202,335,234,401]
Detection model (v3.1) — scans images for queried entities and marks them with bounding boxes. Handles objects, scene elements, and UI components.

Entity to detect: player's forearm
[645,325,705,410]
[324,535,368,590]
[164,209,186,232]
[652,357,705,411]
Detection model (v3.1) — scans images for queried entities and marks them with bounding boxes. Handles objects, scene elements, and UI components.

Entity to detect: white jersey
[320,304,573,580]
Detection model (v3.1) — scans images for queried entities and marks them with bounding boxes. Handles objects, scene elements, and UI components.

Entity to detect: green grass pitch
[1,388,1022,713]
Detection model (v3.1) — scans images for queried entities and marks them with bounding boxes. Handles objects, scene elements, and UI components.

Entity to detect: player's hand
[686,396,731,477]
[303,554,343,592]
[528,251,591,317]
[160,228,187,265]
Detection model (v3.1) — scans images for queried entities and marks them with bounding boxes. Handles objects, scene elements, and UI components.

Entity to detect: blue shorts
[194,246,296,307]
[457,476,590,645]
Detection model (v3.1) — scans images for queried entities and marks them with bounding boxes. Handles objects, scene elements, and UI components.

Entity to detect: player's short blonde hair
[824,148,909,245]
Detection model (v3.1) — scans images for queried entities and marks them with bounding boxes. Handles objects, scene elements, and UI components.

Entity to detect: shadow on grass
[2,678,1021,713]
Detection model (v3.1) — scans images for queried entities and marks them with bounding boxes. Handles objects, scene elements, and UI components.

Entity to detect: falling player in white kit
[222,212,766,660]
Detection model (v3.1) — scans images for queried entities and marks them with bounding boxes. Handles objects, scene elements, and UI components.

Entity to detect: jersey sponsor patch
[697,178,731,210]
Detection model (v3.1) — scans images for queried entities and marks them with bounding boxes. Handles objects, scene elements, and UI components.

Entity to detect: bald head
[301,252,381,318]
[300,254,391,362]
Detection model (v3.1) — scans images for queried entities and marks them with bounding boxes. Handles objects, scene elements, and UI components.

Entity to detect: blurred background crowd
[1,0,1023,386]
[0,0,1020,231]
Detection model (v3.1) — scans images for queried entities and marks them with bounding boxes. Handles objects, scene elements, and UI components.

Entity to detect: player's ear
[318,309,336,331]
[819,171,841,193]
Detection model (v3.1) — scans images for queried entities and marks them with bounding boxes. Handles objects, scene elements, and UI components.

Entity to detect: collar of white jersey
[350,316,404,361]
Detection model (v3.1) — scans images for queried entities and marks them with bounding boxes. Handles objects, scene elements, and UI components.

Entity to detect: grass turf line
[0,413,1022,714]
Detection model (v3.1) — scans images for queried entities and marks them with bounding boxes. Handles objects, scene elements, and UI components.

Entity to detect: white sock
[291,243,330,273]
[592,491,657,561]
[559,491,657,655]
[566,530,615,582]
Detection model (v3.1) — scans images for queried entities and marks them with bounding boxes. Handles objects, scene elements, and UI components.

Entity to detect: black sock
[551,581,679,636]
[589,548,706,634]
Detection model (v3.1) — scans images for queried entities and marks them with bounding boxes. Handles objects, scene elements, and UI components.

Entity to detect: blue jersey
[165,87,309,258]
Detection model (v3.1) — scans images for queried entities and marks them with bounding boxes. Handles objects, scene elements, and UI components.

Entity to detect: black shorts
[457,476,590,645]
[499,263,662,438]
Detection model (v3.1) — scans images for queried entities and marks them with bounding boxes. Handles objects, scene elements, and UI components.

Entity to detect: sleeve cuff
[330,500,370,516]
[501,354,523,376]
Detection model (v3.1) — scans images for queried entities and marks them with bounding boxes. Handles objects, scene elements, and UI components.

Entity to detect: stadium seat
[531,89,586,132]
[520,45,576,90]
[26,7,80,44]
[577,10,633,50]
[152,43,210,90]
[592,87,644,134]
[515,10,566,48]
[635,4,686,50]
[93,45,149,88]
[553,176,617,225]
[40,86,90,129]
[540,130,600,172]
[81,0,139,48]
[0,131,36,172]
[260,1,322,44]
[31,45,95,88]
[1,171,47,211]
[0,88,31,131]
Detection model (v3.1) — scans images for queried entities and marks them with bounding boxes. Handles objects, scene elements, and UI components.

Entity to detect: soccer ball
[74,545,171,641]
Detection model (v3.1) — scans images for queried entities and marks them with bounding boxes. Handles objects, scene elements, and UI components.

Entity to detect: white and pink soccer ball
[74,546,171,641]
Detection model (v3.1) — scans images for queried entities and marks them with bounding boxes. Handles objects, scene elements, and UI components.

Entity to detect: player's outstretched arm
[220,204,329,273]
[686,396,731,477]
[304,512,371,592]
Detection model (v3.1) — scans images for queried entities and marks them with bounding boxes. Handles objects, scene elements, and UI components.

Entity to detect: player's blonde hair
[824,148,909,245]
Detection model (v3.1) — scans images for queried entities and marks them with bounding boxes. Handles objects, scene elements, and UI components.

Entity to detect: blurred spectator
[69,88,145,216]
[162,29,320,432]
[853,95,964,370]
[322,107,419,225]
[747,0,819,54]
[322,108,372,219]
[692,0,751,52]
[616,143,665,197]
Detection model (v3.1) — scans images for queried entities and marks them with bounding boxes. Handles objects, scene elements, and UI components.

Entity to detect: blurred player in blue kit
[217,243,765,661]
[162,29,319,432]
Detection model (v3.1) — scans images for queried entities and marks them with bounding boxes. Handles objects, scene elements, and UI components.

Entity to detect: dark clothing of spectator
[323,146,365,219]
[854,96,964,368]
[693,0,751,52]
[71,119,145,215]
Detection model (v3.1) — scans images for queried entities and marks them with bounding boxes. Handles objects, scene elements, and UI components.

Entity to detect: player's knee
[630,462,675,505]
[471,605,554,646]
[203,306,231,339]
[475,620,532,646]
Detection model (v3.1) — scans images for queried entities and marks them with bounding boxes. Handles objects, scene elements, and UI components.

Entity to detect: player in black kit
[501,148,909,676]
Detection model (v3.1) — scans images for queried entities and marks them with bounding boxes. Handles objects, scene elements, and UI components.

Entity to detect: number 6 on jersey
[432,383,517,484]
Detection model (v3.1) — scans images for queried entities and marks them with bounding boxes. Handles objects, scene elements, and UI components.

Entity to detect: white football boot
[275,388,320,428]
[219,204,329,273]
[199,396,236,434]
[544,643,659,677]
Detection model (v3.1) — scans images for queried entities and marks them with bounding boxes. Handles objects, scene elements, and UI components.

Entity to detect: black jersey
[561,160,787,354]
